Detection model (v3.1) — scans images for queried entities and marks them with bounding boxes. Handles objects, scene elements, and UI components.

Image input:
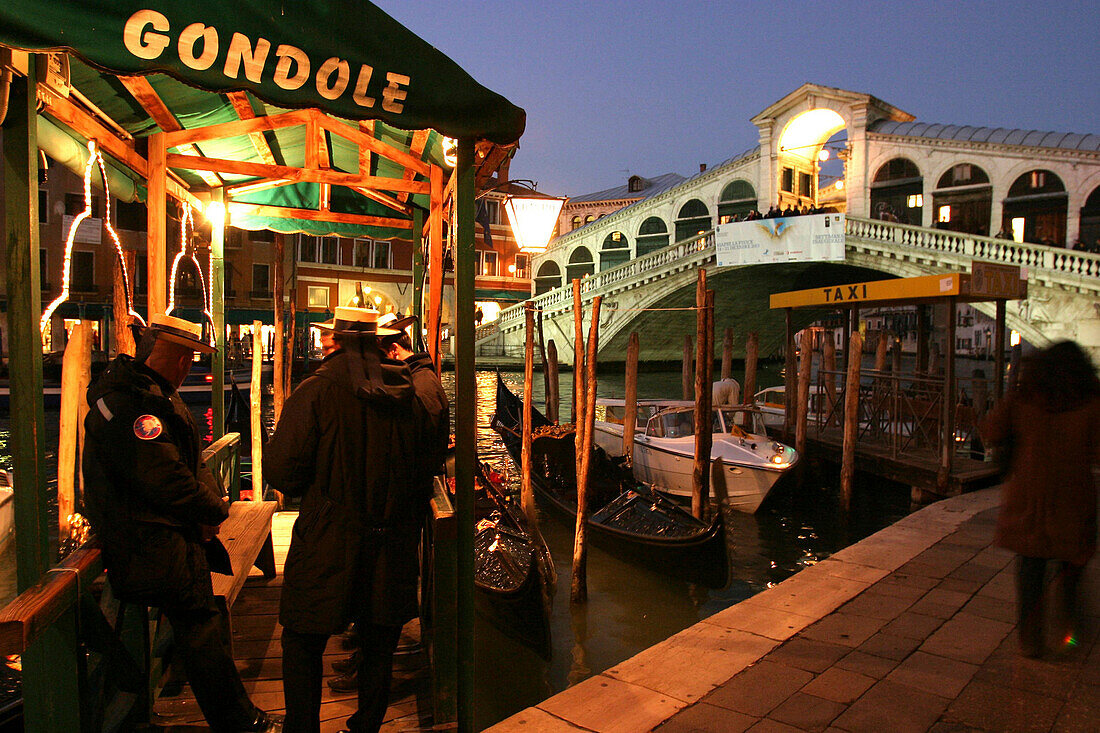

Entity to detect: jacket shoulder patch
[133,415,163,440]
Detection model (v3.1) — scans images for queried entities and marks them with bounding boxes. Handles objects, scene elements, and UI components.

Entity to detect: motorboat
[753,385,828,432]
[593,399,797,513]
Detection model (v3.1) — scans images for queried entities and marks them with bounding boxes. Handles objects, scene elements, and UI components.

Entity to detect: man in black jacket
[265,307,445,733]
[83,314,273,732]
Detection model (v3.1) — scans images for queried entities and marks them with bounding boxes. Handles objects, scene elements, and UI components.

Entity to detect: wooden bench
[211,500,277,645]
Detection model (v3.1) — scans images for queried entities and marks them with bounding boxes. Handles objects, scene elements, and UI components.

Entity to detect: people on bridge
[981,340,1100,659]
[265,307,447,733]
[82,314,276,732]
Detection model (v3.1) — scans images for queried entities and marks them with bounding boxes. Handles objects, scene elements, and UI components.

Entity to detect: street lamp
[491,180,565,254]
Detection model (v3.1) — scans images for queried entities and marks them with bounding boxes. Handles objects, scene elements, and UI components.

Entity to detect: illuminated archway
[777,108,846,208]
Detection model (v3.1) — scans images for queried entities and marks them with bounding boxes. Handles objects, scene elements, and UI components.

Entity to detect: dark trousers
[282,622,402,733]
[1017,555,1085,651]
[164,604,256,732]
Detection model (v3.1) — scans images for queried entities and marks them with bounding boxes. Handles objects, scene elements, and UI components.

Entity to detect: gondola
[445,453,555,659]
[491,373,729,589]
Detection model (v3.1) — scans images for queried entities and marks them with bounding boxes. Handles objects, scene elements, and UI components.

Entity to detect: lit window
[938,205,951,223]
[514,253,530,279]
[307,286,329,308]
[1030,171,1045,188]
[907,194,924,208]
[1011,217,1025,242]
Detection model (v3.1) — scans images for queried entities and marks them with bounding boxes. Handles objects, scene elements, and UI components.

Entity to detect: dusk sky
[376,1,1099,198]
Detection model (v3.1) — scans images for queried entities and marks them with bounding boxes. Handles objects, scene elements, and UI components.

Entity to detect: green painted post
[3,55,82,733]
[453,139,476,733]
[412,207,425,335]
[211,189,226,441]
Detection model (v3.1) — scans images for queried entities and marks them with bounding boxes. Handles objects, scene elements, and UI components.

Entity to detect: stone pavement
[490,488,1100,732]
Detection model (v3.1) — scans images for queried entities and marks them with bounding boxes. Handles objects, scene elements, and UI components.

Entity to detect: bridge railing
[496,231,715,332]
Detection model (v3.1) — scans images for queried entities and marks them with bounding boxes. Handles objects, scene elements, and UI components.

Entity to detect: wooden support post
[210,188,226,441]
[538,306,550,416]
[682,335,693,401]
[623,332,640,464]
[547,339,560,424]
[273,233,286,422]
[522,303,537,527]
[796,329,812,457]
[251,322,263,501]
[841,331,863,513]
[692,271,711,520]
[58,322,91,544]
[112,249,136,356]
[573,280,584,424]
[147,132,168,318]
[743,331,759,405]
[875,331,888,372]
[994,300,1006,398]
[941,296,957,486]
[824,331,837,426]
[428,165,445,373]
[917,305,929,375]
[453,140,477,733]
[784,309,796,443]
[721,327,734,381]
[412,208,425,336]
[572,296,602,604]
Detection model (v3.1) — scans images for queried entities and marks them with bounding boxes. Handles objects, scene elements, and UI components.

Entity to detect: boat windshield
[649,410,695,438]
[717,408,766,435]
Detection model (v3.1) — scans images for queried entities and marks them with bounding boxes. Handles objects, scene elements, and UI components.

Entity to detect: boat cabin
[597,401,769,439]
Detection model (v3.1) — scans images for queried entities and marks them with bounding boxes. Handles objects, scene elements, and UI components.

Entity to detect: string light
[166,202,215,347]
[41,140,145,341]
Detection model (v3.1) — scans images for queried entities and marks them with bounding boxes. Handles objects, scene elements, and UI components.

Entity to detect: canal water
[0,365,911,729]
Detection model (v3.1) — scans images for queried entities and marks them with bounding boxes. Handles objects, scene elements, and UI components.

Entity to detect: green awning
[475,288,529,303]
[0,1,524,143]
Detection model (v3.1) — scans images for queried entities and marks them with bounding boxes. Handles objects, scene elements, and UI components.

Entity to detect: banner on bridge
[715,213,845,267]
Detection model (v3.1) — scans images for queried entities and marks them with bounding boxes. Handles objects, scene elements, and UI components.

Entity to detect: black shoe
[236,709,283,732]
[331,651,359,676]
[327,671,357,693]
[338,627,360,650]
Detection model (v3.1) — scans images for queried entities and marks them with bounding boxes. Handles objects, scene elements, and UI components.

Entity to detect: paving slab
[884,651,980,698]
[655,702,756,733]
[767,692,846,732]
[943,678,1063,732]
[536,674,686,733]
[831,679,950,733]
[799,666,875,704]
[703,660,814,718]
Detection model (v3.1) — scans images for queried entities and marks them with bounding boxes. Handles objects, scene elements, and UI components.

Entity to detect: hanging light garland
[165,201,216,349]
[41,140,146,340]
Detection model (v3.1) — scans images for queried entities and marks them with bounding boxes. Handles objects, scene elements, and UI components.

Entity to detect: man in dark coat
[83,314,273,732]
[265,307,444,733]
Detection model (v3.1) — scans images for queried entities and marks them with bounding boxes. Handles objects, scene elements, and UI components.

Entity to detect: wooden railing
[0,433,244,732]
[491,216,1100,338]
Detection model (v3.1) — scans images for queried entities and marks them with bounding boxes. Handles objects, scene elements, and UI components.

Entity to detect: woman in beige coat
[981,341,1100,657]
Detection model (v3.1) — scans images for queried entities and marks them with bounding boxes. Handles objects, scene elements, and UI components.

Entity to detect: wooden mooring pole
[58,321,91,544]
[251,321,263,501]
[743,331,759,405]
[824,331,837,426]
[691,272,713,520]
[572,296,602,604]
[841,331,863,512]
[796,329,812,457]
[547,339,560,424]
[273,233,287,422]
[623,332,640,465]
[875,331,888,372]
[573,280,584,424]
[112,249,136,356]
[784,310,796,444]
[522,303,537,527]
[721,327,734,381]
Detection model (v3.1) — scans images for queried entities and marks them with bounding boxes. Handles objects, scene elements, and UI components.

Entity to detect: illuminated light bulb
[835,180,845,191]
[206,201,226,228]
[42,139,146,340]
[818,149,830,162]
[441,137,458,168]
[374,295,382,305]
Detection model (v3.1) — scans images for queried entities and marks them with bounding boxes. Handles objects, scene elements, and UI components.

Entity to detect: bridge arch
[566,246,595,282]
[870,157,923,225]
[932,162,993,236]
[718,179,757,222]
[776,107,848,208]
[534,260,562,295]
[674,198,711,242]
[1079,183,1100,248]
[1002,169,1068,246]
[636,216,670,257]
[600,231,630,270]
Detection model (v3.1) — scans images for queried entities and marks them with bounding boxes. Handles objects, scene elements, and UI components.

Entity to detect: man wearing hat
[265,307,442,733]
[82,314,275,732]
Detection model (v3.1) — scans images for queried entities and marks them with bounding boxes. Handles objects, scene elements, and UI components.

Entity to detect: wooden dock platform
[151,512,434,732]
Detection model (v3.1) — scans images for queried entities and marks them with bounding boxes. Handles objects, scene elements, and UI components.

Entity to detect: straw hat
[310,317,335,332]
[148,313,215,353]
[332,306,402,337]
[377,312,417,336]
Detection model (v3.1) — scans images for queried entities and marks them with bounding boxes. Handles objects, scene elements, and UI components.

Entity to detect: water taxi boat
[593,399,797,513]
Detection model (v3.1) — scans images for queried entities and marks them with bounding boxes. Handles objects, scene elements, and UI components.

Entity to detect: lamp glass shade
[504,194,565,253]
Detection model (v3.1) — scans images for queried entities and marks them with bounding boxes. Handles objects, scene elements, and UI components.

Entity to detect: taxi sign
[770,274,960,309]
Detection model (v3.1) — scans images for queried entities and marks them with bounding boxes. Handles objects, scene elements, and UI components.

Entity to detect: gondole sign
[0,0,525,143]
[715,213,845,267]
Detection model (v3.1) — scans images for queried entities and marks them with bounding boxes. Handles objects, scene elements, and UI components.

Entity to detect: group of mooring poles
[518,269,750,604]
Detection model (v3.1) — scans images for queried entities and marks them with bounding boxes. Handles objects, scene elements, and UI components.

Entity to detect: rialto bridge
[475,83,1100,364]
[476,217,1100,364]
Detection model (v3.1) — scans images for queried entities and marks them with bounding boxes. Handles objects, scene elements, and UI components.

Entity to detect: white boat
[0,471,14,550]
[593,399,798,513]
[753,385,828,432]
